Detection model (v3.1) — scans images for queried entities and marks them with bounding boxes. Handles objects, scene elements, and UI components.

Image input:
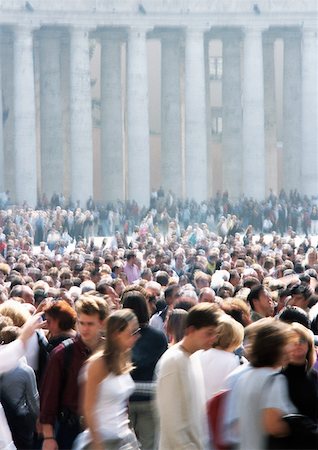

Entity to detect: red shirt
[40,335,91,425]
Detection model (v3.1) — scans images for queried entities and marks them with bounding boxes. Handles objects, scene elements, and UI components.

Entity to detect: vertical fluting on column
[69,27,93,207]
[242,27,265,200]
[184,27,208,201]
[282,30,301,193]
[13,26,37,206]
[100,30,124,203]
[0,31,4,193]
[39,29,63,199]
[263,32,278,195]
[1,32,14,197]
[127,27,150,206]
[222,28,243,199]
[161,30,182,197]
[301,28,318,196]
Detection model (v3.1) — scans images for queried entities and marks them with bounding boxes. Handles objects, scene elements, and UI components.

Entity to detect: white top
[94,372,135,440]
[156,343,210,450]
[198,348,240,400]
[233,367,296,450]
[73,372,135,450]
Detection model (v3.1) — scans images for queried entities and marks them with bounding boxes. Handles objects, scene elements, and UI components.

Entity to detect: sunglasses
[131,327,141,336]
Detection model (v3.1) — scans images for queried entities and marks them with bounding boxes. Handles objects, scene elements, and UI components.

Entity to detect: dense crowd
[2,188,318,246]
[1,202,318,450]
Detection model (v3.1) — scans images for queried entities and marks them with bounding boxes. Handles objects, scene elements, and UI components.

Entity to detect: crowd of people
[1,200,318,450]
[2,188,318,245]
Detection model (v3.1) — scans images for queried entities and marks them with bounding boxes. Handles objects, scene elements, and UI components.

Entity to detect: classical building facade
[0,0,317,206]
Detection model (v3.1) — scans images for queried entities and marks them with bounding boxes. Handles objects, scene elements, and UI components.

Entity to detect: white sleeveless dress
[73,372,139,450]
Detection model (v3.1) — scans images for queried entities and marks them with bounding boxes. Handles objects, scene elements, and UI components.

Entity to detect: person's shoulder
[143,325,167,341]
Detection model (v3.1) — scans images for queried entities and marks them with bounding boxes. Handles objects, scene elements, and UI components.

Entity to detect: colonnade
[0,23,317,206]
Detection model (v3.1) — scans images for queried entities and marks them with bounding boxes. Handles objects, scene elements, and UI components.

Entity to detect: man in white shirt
[156,303,220,450]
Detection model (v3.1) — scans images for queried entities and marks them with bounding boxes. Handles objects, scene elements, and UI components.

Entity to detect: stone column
[301,28,318,196]
[222,29,243,199]
[282,30,301,193]
[263,33,278,195]
[161,30,182,197]
[1,32,15,197]
[100,30,124,203]
[13,26,37,206]
[127,27,150,206]
[0,32,4,193]
[242,26,265,200]
[69,27,93,207]
[184,27,208,201]
[39,29,63,199]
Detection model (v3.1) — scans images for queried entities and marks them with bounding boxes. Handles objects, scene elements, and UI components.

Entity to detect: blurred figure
[166,309,188,345]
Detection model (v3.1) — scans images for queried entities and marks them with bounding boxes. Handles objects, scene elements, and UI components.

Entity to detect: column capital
[12,24,35,38]
[243,25,267,37]
[69,25,92,38]
[302,27,318,39]
[185,26,209,36]
[128,26,152,37]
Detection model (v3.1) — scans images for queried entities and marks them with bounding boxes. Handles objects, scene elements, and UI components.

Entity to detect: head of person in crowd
[44,300,77,338]
[0,324,20,344]
[198,287,216,303]
[75,295,109,347]
[247,285,275,321]
[287,322,316,369]
[9,284,35,305]
[122,289,149,327]
[102,309,139,375]
[0,314,14,332]
[0,299,30,327]
[229,269,241,288]
[140,267,153,282]
[193,271,211,292]
[212,313,244,353]
[166,309,188,345]
[155,270,169,287]
[164,284,180,307]
[278,305,311,329]
[248,319,291,369]
[126,250,137,267]
[222,297,252,327]
[217,281,235,299]
[180,303,220,353]
[288,284,313,311]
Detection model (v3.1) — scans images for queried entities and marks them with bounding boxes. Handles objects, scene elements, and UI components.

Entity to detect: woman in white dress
[79,309,140,450]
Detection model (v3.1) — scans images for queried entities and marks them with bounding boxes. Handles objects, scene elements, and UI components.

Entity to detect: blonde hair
[103,309,137,375]
[0,300,30,327]
[290,322,316,369]
[213,314,244,351]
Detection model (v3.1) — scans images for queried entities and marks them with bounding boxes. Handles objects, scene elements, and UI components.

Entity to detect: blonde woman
[280,323,318,449]
[76,309,140,450]
[198,314,244,399]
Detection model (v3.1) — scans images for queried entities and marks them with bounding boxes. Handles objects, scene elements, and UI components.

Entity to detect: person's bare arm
[263,408,289,437]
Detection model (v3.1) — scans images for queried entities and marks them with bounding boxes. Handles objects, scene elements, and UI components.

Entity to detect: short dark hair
[247,285,265,311]
[186,303,219,329]
[155,271,169,287]
[122,290,149,325]
[164,284,178,300]
[278,306,311,329]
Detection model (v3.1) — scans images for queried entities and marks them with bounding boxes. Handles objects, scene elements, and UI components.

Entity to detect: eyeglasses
[131,327,141,336]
